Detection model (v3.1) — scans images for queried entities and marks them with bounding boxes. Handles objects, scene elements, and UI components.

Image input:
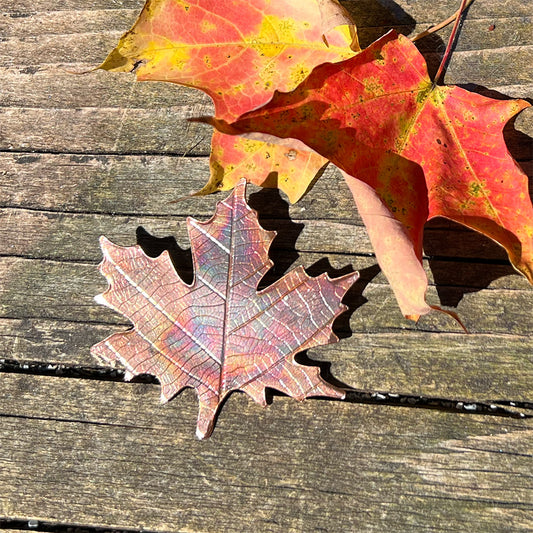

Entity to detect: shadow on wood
[423,219,518,308]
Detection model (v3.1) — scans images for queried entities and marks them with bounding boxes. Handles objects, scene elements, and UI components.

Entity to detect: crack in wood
[0,411,154,431]
[0,518,163,533]
[0,358,530,419]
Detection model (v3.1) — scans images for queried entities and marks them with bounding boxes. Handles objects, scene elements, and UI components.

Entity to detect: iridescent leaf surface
[213,31,533,317]
[91,180,357,438]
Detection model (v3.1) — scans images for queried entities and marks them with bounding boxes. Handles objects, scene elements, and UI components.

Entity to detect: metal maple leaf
[91,180,357,438]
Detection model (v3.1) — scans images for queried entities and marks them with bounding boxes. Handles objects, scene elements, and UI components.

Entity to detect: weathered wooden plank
[3,205,526,266]
[435,46,533,87]
[2,66,532,117]
[1,0,144,11]
[0,9,141,38]
[2,1,531,69]
[2,10,530,62]
[1,253,532,333]
[1,318,531,402]
[0,209,375,263]
[1,102,529,159]
[0,67,212,110]
[328,334,533,400]
[0,318,113,366]
[2,0,531,21]
[0,153,219,215]
[2,201,531,341]
[1,152,531,225]
[0,102,530,165]
[346,0,533,24]
[0,107,213,155]
[0,375,531,532]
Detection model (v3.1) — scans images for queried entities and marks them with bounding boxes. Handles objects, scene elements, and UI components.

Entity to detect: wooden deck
[1,0,532,531]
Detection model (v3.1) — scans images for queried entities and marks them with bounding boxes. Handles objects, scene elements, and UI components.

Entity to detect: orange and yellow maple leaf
[100,0,358,201]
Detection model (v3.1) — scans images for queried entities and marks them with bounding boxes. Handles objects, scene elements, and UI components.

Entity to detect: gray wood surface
[0,0,532,531]
[0,374,532,533]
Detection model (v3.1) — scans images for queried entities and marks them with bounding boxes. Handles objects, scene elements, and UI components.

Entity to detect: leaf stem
[411,0,475,43]
[433,0,471,85]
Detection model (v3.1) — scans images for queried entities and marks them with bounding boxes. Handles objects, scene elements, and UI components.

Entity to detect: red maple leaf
[209,31,532,319]
[91,180,357,438]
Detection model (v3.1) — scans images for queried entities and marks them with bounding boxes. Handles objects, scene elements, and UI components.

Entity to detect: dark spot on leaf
[131,59,146,73]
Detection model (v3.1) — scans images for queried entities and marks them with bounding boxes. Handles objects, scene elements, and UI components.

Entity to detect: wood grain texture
[1,0,532,530]
[0,375,531,533]
[1,317,531,402]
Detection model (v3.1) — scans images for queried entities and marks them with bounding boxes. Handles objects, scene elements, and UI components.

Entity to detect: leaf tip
[333,269,359,294]
[195,427,209,440]
[89,342,101,359]
[98,235,116,256]
[336,388,347,401]
[191,115,236,136]
[99,47,136,74]
[233,177,248,199]
[196,416,216,440]
[94,293,108,307]
[188,115,218,128]
[429,306,468,333]
[346,270,360,285]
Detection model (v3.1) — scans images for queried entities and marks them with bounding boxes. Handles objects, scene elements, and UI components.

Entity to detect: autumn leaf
[196,131,329,203]
[208,31,532,319]
[91,180,358,438]
[100,0,357,120]
[342,168,431,320]
[99,0,357,202]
